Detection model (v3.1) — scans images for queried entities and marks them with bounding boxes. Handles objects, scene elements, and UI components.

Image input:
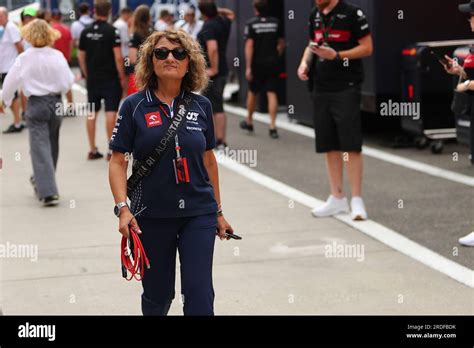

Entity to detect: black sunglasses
[153,48,188,61]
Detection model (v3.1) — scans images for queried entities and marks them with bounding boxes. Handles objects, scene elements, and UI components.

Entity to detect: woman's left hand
[217,215,233,241]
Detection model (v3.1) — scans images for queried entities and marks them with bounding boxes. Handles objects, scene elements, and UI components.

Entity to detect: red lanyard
[158,103,182,157]
[159,103,170,118]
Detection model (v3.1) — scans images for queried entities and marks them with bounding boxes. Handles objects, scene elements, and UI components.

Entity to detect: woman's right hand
[118,208,142,239]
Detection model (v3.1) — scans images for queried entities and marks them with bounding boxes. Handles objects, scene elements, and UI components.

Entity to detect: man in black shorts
[298,0,373,220]
[78,0,126,161]
[241,0,285,139]
[197,0,234,149]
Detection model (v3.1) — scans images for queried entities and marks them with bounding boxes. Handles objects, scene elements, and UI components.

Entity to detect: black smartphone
[226,232,242,240]
[430,50,452,68]
[216,229,242,240]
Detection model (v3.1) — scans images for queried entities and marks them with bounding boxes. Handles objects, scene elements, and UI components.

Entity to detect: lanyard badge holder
[173,136,190,185]
[159,104,191,185]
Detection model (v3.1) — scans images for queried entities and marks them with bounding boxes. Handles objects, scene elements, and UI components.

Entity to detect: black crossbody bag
[127,91,193,198]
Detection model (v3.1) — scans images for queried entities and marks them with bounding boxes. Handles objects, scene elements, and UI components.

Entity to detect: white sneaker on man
[351,196,368,221]
[459,232,474,247]
[311,195,350,218]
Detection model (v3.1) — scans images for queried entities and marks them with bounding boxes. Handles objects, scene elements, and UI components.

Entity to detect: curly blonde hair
[21,19,60,48]
[134,29,209,93]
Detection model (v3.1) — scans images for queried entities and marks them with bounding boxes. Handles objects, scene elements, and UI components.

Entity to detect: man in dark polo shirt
[241,0,285,139]
[298,0,373,221]
[79,0,127,161]
[197,0,234,150]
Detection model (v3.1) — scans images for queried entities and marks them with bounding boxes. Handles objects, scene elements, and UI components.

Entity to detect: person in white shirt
[0,7,24,133]
[20,7,37,51]
[150,1,171,25]
[71,2,93,49]
[174,2,188,29]
[2,19,74,206]
[174,6,203,40]
[154,9,173,31]
[113,7,132,59]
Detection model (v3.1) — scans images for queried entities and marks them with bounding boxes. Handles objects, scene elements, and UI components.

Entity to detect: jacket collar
[144,88,186,107]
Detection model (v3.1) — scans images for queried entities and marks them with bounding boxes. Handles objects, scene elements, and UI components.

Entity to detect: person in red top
[51,9,74,106]
[51,10,72,62]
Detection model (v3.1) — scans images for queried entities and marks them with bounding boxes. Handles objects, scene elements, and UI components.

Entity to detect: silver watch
[114,202,129,217]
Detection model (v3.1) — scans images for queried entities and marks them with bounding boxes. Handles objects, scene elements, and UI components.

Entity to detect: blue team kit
[109,89,218,219]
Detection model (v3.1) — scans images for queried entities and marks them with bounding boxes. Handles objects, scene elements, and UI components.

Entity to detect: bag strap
[127,91,193,198]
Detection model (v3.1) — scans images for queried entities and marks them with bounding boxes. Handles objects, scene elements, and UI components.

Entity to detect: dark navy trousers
[136,213,217,316]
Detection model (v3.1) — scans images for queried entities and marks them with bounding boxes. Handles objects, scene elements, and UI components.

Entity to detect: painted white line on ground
[224,104,474,187]
[217,155,474,288]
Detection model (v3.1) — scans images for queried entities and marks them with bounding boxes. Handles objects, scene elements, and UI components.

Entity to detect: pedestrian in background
[444,0,474,247]
[175,5,203,40]
[51,9,74,107]
[127,4,153,95]
[78,0,127,161]
[51,10,72,63]
[19,7,36,50]
[1,19,74,206]
[0,6,24,134]
[113,7,133,61]
[154,9,173,31]
[36,9,52,23]
[197,0,234,150]
[241,0,285,139]
[114,7,133,97]
[71,2,93,49]
[298,0,373,221]
[18,7,37,122]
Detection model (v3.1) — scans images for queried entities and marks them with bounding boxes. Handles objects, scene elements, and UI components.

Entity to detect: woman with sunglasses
[109,29,234,315]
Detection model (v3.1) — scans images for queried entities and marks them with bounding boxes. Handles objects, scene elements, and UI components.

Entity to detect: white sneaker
[311,195,350,218]
[351,196,368,221]
[459,232,474,247]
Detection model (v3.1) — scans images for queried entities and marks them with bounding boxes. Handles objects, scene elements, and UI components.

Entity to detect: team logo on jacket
[145,112,163,128]
[186,112,199,122]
